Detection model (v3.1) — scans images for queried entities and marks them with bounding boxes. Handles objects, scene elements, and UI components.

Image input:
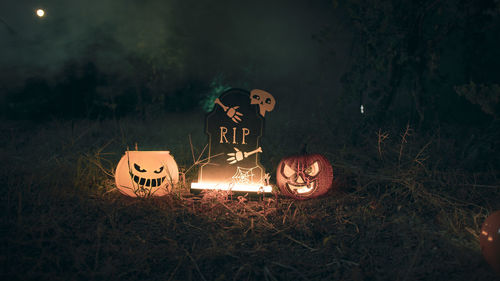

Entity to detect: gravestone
[191,88,275,192]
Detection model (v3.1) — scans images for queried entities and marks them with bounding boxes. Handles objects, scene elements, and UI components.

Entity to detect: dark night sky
[2,1,500,125]
[0,0,350,100]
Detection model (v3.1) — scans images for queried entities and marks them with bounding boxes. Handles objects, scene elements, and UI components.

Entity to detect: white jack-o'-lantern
[115,151,179,197]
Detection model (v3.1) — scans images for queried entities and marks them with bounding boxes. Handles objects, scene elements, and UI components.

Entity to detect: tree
[331,0,500,125]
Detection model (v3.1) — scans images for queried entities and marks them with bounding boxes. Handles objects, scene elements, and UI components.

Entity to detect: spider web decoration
[231,166,257,184]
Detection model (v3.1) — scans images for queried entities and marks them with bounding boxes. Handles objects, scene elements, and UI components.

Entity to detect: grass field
[1,112,499,280]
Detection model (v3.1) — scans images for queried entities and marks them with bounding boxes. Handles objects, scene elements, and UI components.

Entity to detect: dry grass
[0,113,499,280]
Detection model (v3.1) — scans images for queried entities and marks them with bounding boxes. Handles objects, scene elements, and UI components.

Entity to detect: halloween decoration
[276,154,333,199]
[214,98,243,123]
[250,89,275,117]
[480,210,500,275]
[191,88,275,192]
[115,151,179,197]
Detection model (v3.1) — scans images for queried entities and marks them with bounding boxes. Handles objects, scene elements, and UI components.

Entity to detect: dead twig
[184,248,207,281]
[167,254,186,281]
[377,129,390,159]
[271,261,310,281]
[399,123,413,166]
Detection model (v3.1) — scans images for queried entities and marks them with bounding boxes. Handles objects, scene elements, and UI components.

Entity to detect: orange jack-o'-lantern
[115,151,179,197]
[480,210,500,275]
[276,154,333,199]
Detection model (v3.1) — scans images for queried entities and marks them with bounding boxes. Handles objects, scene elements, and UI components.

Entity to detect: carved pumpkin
[480,210,500,275]
[115,151,179,197]
[276,154,333,199]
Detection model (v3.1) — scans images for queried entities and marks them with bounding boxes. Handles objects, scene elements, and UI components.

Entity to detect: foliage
[1,18,195,120]
[331,0,500,125]
[199,74,231,113]
[4,62,105,120]
[455,82,500,118]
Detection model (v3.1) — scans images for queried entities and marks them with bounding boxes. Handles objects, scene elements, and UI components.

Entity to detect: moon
[36,9,45,18]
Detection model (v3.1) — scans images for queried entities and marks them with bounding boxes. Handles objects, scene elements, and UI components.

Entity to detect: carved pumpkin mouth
[130,173,167,187]
[286,182,316,194]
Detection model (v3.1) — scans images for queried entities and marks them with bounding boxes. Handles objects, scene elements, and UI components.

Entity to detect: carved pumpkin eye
[154,166,164,174]
[283,164,296,178]
[134,163,147,173]
[305,161,320,177]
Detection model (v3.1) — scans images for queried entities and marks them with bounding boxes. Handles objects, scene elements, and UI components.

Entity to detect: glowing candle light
[480,210,500,275]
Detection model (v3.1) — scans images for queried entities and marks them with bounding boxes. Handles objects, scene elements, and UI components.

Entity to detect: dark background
[1,0,499,127]
[0,0,346,119]
[1,0,500,280]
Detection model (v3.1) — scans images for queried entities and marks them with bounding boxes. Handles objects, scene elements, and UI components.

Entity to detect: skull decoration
[115,151,179,197]
[480,210,500,275]
[276,154,333,199]
[250,89,275,117]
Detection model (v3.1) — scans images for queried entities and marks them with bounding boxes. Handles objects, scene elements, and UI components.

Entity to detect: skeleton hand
[226,147,263,164]
[226,106,243,123]
[215,98,243,123]
[227,147,244,164]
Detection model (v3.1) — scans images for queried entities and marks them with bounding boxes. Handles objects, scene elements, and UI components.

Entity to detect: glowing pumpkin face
[276,154,333,199]
[480,210,500,275]
[115,151,179,197]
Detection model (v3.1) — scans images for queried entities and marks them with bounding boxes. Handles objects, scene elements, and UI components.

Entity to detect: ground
[0,113,498,280]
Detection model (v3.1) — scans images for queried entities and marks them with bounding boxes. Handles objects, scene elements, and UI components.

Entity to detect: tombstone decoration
[191,88,275,192]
